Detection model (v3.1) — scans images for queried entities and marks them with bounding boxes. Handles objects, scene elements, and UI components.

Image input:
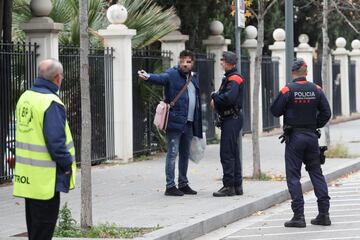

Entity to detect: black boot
[284,214,306,228]
[311,213,331,226]
[165,186,184,196]
[179,185,197,195]
[213,186,235,197]
[235,186,243,195]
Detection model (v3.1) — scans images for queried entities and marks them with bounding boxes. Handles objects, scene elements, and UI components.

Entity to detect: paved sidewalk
[1,120,360,239]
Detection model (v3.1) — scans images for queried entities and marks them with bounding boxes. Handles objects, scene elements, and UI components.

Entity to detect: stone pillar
[242,25,262,133]
[21,0,63,61]
[295,34,314,82]
[269,28,286,91]
[202,20,231,91]
[350,39,360,113]
[333,37,350,117]
[269,28,286,126]
[160,16,189,67]
[98,4,136,162]
[202,20,231,137]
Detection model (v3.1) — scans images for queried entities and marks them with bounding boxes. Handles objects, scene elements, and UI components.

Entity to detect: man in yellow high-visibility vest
[13,59,76,240]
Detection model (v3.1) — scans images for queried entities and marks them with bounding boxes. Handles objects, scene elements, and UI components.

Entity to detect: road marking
[262,214,360,222]
[242,220,360,230]
[307,203,360,208]
[310,237,360,240]
[226,228,360,238]
[329,190,360,194]
[328,195,360,198]
[329,198,360,202]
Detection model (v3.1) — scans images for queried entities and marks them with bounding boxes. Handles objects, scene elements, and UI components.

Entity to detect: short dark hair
[179,50,194,61]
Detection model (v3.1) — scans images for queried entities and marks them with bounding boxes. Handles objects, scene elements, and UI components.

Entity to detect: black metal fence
[59,46,115,164]
[241,57,251,134]
[262,56,280,131]
[332,60,341,117]
[312,59,343,118]
[313,60,322,87]
[349,61,356,113]
[0,42,38,183]
[194,53,216,141]
[132,50,172,155]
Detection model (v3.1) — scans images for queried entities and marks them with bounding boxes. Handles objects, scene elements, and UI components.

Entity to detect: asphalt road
[197,170,360,240]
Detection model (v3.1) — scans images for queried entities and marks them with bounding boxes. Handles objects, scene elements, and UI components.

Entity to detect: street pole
[285,0,294,83]
[235,0,243,189]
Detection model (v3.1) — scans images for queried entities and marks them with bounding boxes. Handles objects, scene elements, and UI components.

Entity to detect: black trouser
[285,131,330,215]
[220,113,243,187]
[25,192,60,240]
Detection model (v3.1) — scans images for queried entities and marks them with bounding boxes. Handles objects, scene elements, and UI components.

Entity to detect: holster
[214,113,223,129]
[279,125,293,144]
[319,146,328,164]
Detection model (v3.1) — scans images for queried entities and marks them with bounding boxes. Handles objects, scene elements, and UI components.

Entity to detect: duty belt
[221,108,240,117]
[292,127,316,133]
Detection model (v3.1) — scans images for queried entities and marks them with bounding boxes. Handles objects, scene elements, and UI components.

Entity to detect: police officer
[13,59,76,239]
[271,58,332,228]
[211,51,244,197]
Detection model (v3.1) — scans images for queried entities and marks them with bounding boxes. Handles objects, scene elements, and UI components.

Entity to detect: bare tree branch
[263,0,278,16]
[249,8,258,19]
[331,0,360,34]
[298,0,319,9]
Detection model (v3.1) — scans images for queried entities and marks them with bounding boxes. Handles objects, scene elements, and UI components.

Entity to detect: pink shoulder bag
[153,73,192,130]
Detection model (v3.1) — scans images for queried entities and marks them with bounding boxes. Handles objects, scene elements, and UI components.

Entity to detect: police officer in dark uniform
[211,51,245,197]
[271,58,332,228]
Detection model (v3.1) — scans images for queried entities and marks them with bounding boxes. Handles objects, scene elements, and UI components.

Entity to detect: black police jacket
[270,77,331,129]
[212,68,244,116]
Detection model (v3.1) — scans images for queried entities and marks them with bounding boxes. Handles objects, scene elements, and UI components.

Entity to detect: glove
[278,133,288,144]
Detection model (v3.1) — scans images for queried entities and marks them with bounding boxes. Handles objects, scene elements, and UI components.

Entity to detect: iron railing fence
[332,60,341,117]
[262,56,280,131]
[349,61,356,114]
[241,57,251,134]
[193,53,216,141]
[0,42,38,183]
[59,45,115,164]
[132,49,172,155]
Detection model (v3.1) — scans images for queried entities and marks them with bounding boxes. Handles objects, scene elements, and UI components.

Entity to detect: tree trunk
[3,0,13,42]
[0,0,4,40]
[322,0,331,146]
[252,1,265,179]
[80,0,92,228]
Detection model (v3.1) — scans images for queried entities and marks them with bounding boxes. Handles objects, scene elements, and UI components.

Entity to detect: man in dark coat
[138,50,202,196]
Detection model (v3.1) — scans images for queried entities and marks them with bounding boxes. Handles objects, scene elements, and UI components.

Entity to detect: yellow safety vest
[13,90,76,200]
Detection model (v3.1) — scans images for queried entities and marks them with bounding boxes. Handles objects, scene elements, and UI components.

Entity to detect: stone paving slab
[1,120,360,239]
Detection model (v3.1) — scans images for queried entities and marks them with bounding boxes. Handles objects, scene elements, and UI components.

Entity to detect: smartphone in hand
[137,70,150,79]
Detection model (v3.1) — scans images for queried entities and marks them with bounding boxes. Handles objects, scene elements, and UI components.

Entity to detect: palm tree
[12,0,177,48]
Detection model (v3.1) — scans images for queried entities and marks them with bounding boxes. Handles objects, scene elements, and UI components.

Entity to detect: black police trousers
[220,114,243,187]
[25,192,60,240]
[285,131,330,215]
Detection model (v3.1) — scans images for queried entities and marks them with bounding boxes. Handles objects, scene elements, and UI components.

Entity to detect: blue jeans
[165,122,193,189]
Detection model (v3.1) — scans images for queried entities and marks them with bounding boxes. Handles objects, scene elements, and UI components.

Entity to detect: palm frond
[12,0,177,48]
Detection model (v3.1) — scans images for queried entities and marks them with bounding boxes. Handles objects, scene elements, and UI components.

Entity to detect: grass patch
[326,143,356,158]
[244,172,286,181]
[134,154,152,162]
[54,203,161,238]
[207,138,220,145]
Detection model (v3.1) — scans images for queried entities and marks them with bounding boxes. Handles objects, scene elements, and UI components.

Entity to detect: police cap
[222,51,237,65]
[292,58,307,71]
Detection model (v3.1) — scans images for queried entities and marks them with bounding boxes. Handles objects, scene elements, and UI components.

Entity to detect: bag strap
[170,73,192,107]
